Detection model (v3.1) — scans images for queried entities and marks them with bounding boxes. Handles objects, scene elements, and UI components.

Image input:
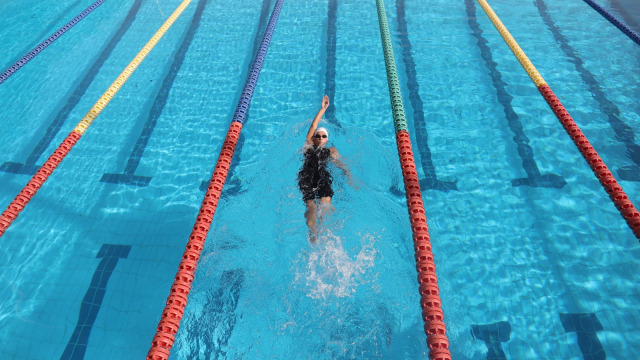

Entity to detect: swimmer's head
[313,127,329,146]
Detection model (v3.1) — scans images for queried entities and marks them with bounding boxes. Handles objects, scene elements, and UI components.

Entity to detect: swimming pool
[1,0,639,358]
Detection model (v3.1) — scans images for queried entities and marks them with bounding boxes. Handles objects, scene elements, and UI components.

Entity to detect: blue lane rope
[583,0,640,46]
[0,0,109,85]
[231,0,283,125]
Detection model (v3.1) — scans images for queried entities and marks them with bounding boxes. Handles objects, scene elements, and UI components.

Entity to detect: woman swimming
[297,95,352,240]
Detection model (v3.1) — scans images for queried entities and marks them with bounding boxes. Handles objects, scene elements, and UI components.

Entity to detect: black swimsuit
[297,145,334,202]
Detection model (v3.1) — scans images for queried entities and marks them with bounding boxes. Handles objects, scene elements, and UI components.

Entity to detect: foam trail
[296,230,377,299]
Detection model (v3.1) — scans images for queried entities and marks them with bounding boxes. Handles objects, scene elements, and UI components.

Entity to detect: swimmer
[297,95,353,241]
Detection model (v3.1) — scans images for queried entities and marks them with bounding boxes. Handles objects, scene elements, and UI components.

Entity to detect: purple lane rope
[231,0,283,125]
[583,0,640,46]
[0,0,109,85]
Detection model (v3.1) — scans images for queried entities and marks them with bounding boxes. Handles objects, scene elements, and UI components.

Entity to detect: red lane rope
[538,85,640,238]
[148,1,283,357]
[147,122,242,360]
[375,0,451,356]
[0,132,81,236]
[476,0,640,240]
[396,130,451,360]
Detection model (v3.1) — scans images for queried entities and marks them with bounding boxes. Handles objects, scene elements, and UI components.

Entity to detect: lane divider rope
[0,0,194,238]
[477,0,640,240]
[0,0,109,85]
[146,0,284,359]
[583,0,640,46]
[375,0,452,359]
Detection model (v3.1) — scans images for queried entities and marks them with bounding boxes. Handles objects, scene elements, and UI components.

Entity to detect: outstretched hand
[321,95,330,110]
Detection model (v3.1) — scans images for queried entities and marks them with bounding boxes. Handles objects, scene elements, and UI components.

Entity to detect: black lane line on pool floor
[179,269,244,358]
[560,312,606,360]
[535,0,640,182]
[101,0,210,187]
[198,0,273,193]
[60,244,131,360]
[323,0,341,129]
[470,314,607,360]
[466,0,566,188]
[395,0,457,192]
[471,321,511,360]
[0,0,144,176]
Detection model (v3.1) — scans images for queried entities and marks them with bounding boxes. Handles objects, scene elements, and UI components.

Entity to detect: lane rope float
[0,0,109,85]
[146,1,284,359]
[583,0,640,46]
[0,0,194,238]
[375,0,452,359]
[476,0,640,240]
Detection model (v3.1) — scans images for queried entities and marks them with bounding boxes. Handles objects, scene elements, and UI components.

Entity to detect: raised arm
[305,95,330,144]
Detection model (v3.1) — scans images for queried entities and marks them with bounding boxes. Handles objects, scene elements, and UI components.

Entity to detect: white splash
[296,231,377,299]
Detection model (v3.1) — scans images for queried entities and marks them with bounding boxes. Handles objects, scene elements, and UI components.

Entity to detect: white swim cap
[314,127,329,138]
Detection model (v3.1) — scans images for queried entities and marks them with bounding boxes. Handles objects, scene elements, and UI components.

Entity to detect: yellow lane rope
[73,0,193,135]
[476,0,546,87]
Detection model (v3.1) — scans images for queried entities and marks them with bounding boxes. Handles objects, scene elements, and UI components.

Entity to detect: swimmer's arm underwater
[330,147,355,187]
[305,95,330,144]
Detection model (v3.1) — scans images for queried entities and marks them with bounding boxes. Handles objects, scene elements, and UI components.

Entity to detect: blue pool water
[1,0,639,358]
